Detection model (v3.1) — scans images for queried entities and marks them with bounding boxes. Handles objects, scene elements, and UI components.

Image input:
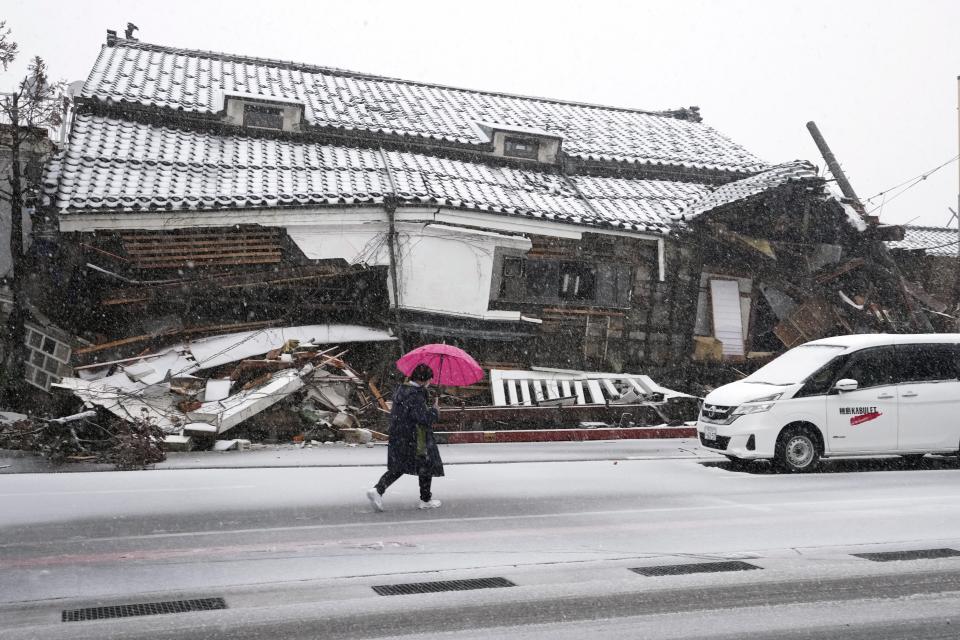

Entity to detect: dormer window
[244,104,283,130]
[474,121,563,165]
[220,92,304,133]
[504,137,540,160]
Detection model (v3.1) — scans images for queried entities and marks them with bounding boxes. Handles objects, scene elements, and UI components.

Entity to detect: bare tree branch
[0,21,18,71]
[0,23,68,407]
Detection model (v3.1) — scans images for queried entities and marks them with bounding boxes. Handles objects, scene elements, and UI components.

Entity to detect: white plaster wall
[286,222,388,265]
[393,223,529,319]
[286,220,531,320]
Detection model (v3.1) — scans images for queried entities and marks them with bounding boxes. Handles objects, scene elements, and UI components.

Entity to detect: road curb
[436,426,697,444]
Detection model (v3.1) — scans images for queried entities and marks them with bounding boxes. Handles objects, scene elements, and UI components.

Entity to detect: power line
[862,154,959,214]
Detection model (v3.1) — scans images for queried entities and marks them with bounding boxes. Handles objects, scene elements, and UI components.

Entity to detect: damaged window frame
[558,262,597,301]
[495,255,631,308]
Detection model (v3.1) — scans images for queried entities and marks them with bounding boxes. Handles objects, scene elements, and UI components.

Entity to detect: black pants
[376,465,432,502]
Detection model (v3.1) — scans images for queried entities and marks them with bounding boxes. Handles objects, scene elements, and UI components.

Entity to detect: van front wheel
[775,428,820,473]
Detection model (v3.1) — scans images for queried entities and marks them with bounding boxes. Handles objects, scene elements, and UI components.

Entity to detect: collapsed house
[24,30,952,439]
[679,162,937,365]
[885,225,960,330]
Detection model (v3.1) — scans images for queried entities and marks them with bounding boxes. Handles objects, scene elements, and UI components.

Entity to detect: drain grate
[62,597,227,622]
[372,577,515,596]
[631,561,761,577]
[853,548,960,562]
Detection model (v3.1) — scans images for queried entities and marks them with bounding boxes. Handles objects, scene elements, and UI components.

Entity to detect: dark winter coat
[387,383,444,477]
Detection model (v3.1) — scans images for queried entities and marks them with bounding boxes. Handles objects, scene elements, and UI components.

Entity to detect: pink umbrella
[396,344,484,387]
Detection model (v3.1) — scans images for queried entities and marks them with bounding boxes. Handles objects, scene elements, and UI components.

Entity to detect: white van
[697,334,960,472]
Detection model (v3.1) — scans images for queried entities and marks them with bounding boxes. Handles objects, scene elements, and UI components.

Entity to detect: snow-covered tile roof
[79,39,766,174]
[47,114,712,234]
[886,225,960,257]
[675,160,821,221]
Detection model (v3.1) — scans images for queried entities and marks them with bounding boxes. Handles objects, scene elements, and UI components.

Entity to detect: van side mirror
[834,378,859,393]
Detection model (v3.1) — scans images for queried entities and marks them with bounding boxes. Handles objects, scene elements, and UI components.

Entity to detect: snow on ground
[0,438,716,474]
[4,450,960,607]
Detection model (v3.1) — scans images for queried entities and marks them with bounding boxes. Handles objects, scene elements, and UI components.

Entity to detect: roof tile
[677,161,821,221]
[49,114,714,235]
[80,40,766,174]
[886,226,960,257]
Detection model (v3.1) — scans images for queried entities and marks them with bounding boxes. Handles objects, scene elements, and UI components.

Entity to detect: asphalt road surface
[4,446,960,638]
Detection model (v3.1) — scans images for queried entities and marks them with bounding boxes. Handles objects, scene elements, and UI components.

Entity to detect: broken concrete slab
[162,434,193,451]
[182,422,217,434]
[213,439,251,451]
[204,378,232,402]
[122,361,157,381]
[340,428,372,444]
[186,366,309,434]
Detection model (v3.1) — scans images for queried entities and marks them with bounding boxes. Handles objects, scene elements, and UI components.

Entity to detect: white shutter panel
[710,279,744,357]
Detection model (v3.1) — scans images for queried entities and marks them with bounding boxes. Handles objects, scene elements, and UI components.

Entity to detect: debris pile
[52,324,391,451]
[428,367,700,433]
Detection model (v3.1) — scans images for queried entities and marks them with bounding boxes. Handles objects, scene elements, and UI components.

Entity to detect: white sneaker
[418,499,442,509]
[366,488,383,512]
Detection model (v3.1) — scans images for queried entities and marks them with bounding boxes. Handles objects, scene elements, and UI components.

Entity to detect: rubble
[213,439,251,452]
[52,324,390,450]
[428,367,700,433]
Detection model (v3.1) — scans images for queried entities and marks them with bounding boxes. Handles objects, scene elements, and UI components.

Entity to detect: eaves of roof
[47,113,712,236]
[75,99,752,186]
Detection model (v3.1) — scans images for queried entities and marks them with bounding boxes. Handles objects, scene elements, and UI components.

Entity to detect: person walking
[367,363,444,511]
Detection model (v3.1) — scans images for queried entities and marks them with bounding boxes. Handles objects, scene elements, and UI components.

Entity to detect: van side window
[839,346,896,390]
[795,355,850,397]
[896,344,960,383]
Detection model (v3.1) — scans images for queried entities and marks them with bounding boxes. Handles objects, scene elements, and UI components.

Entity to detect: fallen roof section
[76,324,394,383]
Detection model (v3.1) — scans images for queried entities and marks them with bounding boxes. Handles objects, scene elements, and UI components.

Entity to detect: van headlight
[731,393,782,416]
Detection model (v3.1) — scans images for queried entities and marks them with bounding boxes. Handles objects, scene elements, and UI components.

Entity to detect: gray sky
[5,0,959,227]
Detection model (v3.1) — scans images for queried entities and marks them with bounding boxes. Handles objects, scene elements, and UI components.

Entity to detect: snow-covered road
[4,450,960,638]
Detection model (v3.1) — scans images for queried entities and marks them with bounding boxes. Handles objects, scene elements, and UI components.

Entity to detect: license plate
[704,426,717,441]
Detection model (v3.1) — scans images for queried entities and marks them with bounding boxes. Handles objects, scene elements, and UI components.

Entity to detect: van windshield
[744,344,848,385]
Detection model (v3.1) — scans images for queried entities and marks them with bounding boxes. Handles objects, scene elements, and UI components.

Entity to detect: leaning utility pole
[378,147,406,353]
[806,121,862,208]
